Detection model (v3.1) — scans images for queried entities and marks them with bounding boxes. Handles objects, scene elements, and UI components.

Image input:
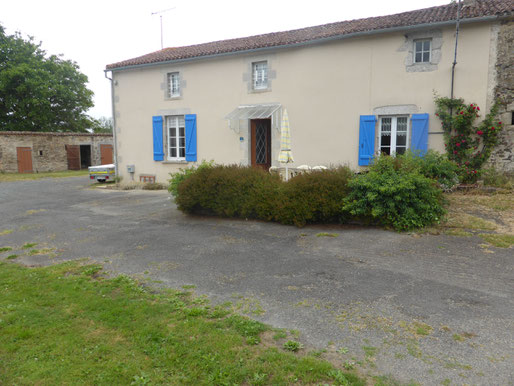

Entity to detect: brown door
[251,119,271,170]
[100,144,113,165]
[65,145,80,170]
[16,147,33,173]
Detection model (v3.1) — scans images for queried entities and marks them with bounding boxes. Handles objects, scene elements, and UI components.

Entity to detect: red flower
[456,143,461,147]
[499,121,502,125]
[477,106,480,111]
[453,150,458,154]
[435,113,439,116]
[473,170,477,174]
[460,111,464,115]
[477,130,483,135]
[491,127,495,131]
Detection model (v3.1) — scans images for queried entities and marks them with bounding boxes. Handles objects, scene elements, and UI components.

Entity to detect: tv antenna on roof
[151,7,176,50]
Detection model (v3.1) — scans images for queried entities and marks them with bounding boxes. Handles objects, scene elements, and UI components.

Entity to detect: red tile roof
[106,0,513,70]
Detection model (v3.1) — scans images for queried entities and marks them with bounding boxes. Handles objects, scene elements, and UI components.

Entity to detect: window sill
[165,95,182,101]
[250,88,271,94]
[163,160,188,164]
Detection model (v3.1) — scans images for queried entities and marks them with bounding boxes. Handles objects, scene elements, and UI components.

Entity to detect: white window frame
[378,116,410,156]
[167,72,180,98]
[166,115,185,161]
[414,39,431,63]
[252,61,268,90]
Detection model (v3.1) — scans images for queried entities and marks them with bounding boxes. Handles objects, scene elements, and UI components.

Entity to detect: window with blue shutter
[185,114,197,162]
[358,115,377,166]
[411,113,429,156]
[152,116,164,161]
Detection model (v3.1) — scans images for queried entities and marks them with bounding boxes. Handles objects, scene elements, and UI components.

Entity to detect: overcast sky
[1,0,449,118]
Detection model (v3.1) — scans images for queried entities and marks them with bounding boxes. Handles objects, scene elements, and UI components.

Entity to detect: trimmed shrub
[343,156,446,231]
[175,165,280,220]
[168,160,213,197]
[274,167,353,227]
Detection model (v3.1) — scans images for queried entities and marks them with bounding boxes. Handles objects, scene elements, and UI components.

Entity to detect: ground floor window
[166,115,185,160]
[379,116,409,155]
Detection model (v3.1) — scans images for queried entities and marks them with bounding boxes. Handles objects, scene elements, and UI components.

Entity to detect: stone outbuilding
[0,132,114,173]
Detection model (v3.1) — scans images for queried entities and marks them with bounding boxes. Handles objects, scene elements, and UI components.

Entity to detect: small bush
[399,150,460,191]
[283,340,304,352]
[343,156,446,231]
[274,167,353,226]
[142,182,167,190]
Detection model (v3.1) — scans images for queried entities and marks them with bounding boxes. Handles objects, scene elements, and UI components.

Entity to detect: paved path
[1,177,512,385]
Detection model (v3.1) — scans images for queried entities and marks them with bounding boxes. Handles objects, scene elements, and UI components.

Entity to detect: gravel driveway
[1,177,512,385]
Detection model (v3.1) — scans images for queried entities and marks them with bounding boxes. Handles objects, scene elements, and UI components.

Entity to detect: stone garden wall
[0,132,113,173]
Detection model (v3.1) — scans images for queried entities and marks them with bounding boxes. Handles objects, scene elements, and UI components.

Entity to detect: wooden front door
[100,144,113,165]
[16,147,33,173]
[65,145,80,170]
[251,119,271,170]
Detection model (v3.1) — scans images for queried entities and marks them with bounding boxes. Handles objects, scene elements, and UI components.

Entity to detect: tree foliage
[0,24,94,132]
[90,116,113,133]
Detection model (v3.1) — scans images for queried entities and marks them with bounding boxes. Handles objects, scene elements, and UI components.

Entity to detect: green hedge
[274,167,353,226]
[170,156,447,231]
[172,164,352,227]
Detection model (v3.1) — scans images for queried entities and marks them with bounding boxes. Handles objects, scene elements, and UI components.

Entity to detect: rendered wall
[112,22,496,182]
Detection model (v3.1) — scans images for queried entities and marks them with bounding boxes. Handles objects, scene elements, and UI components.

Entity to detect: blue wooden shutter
[185,114,197,162]
[411,113,429,156]
[152,116,164,161]
[358,115,377,166]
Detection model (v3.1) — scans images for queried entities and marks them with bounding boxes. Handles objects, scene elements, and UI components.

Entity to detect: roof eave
[105,14,507,72]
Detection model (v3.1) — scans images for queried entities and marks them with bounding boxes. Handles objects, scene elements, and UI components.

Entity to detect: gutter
[106,14,509,72]
[104,71,119,178]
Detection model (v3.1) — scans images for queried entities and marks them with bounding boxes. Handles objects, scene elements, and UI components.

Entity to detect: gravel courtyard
[1,177,512,385]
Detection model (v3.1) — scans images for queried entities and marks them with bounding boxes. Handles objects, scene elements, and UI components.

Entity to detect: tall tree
[0,24,94,132]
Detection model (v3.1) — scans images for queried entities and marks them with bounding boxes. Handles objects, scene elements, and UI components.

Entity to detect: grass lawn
[0,170,89,182]
[0,261,367,385]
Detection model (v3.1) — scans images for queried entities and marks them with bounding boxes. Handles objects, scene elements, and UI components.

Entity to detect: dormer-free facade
[106,0,513,182]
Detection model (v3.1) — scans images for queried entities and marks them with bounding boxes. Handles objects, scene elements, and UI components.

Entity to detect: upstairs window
[414,39,431,63]
[166,115,185,160]
[379,116,409,155]
[167,72,180,97]
[252,61,268,90]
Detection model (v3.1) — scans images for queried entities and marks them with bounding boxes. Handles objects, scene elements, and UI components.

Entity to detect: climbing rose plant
[434,96,503,183]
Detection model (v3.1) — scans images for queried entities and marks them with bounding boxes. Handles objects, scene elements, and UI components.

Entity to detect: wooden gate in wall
[16,147,33,173]
[65,145,81,170]
[100,144,113,165]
